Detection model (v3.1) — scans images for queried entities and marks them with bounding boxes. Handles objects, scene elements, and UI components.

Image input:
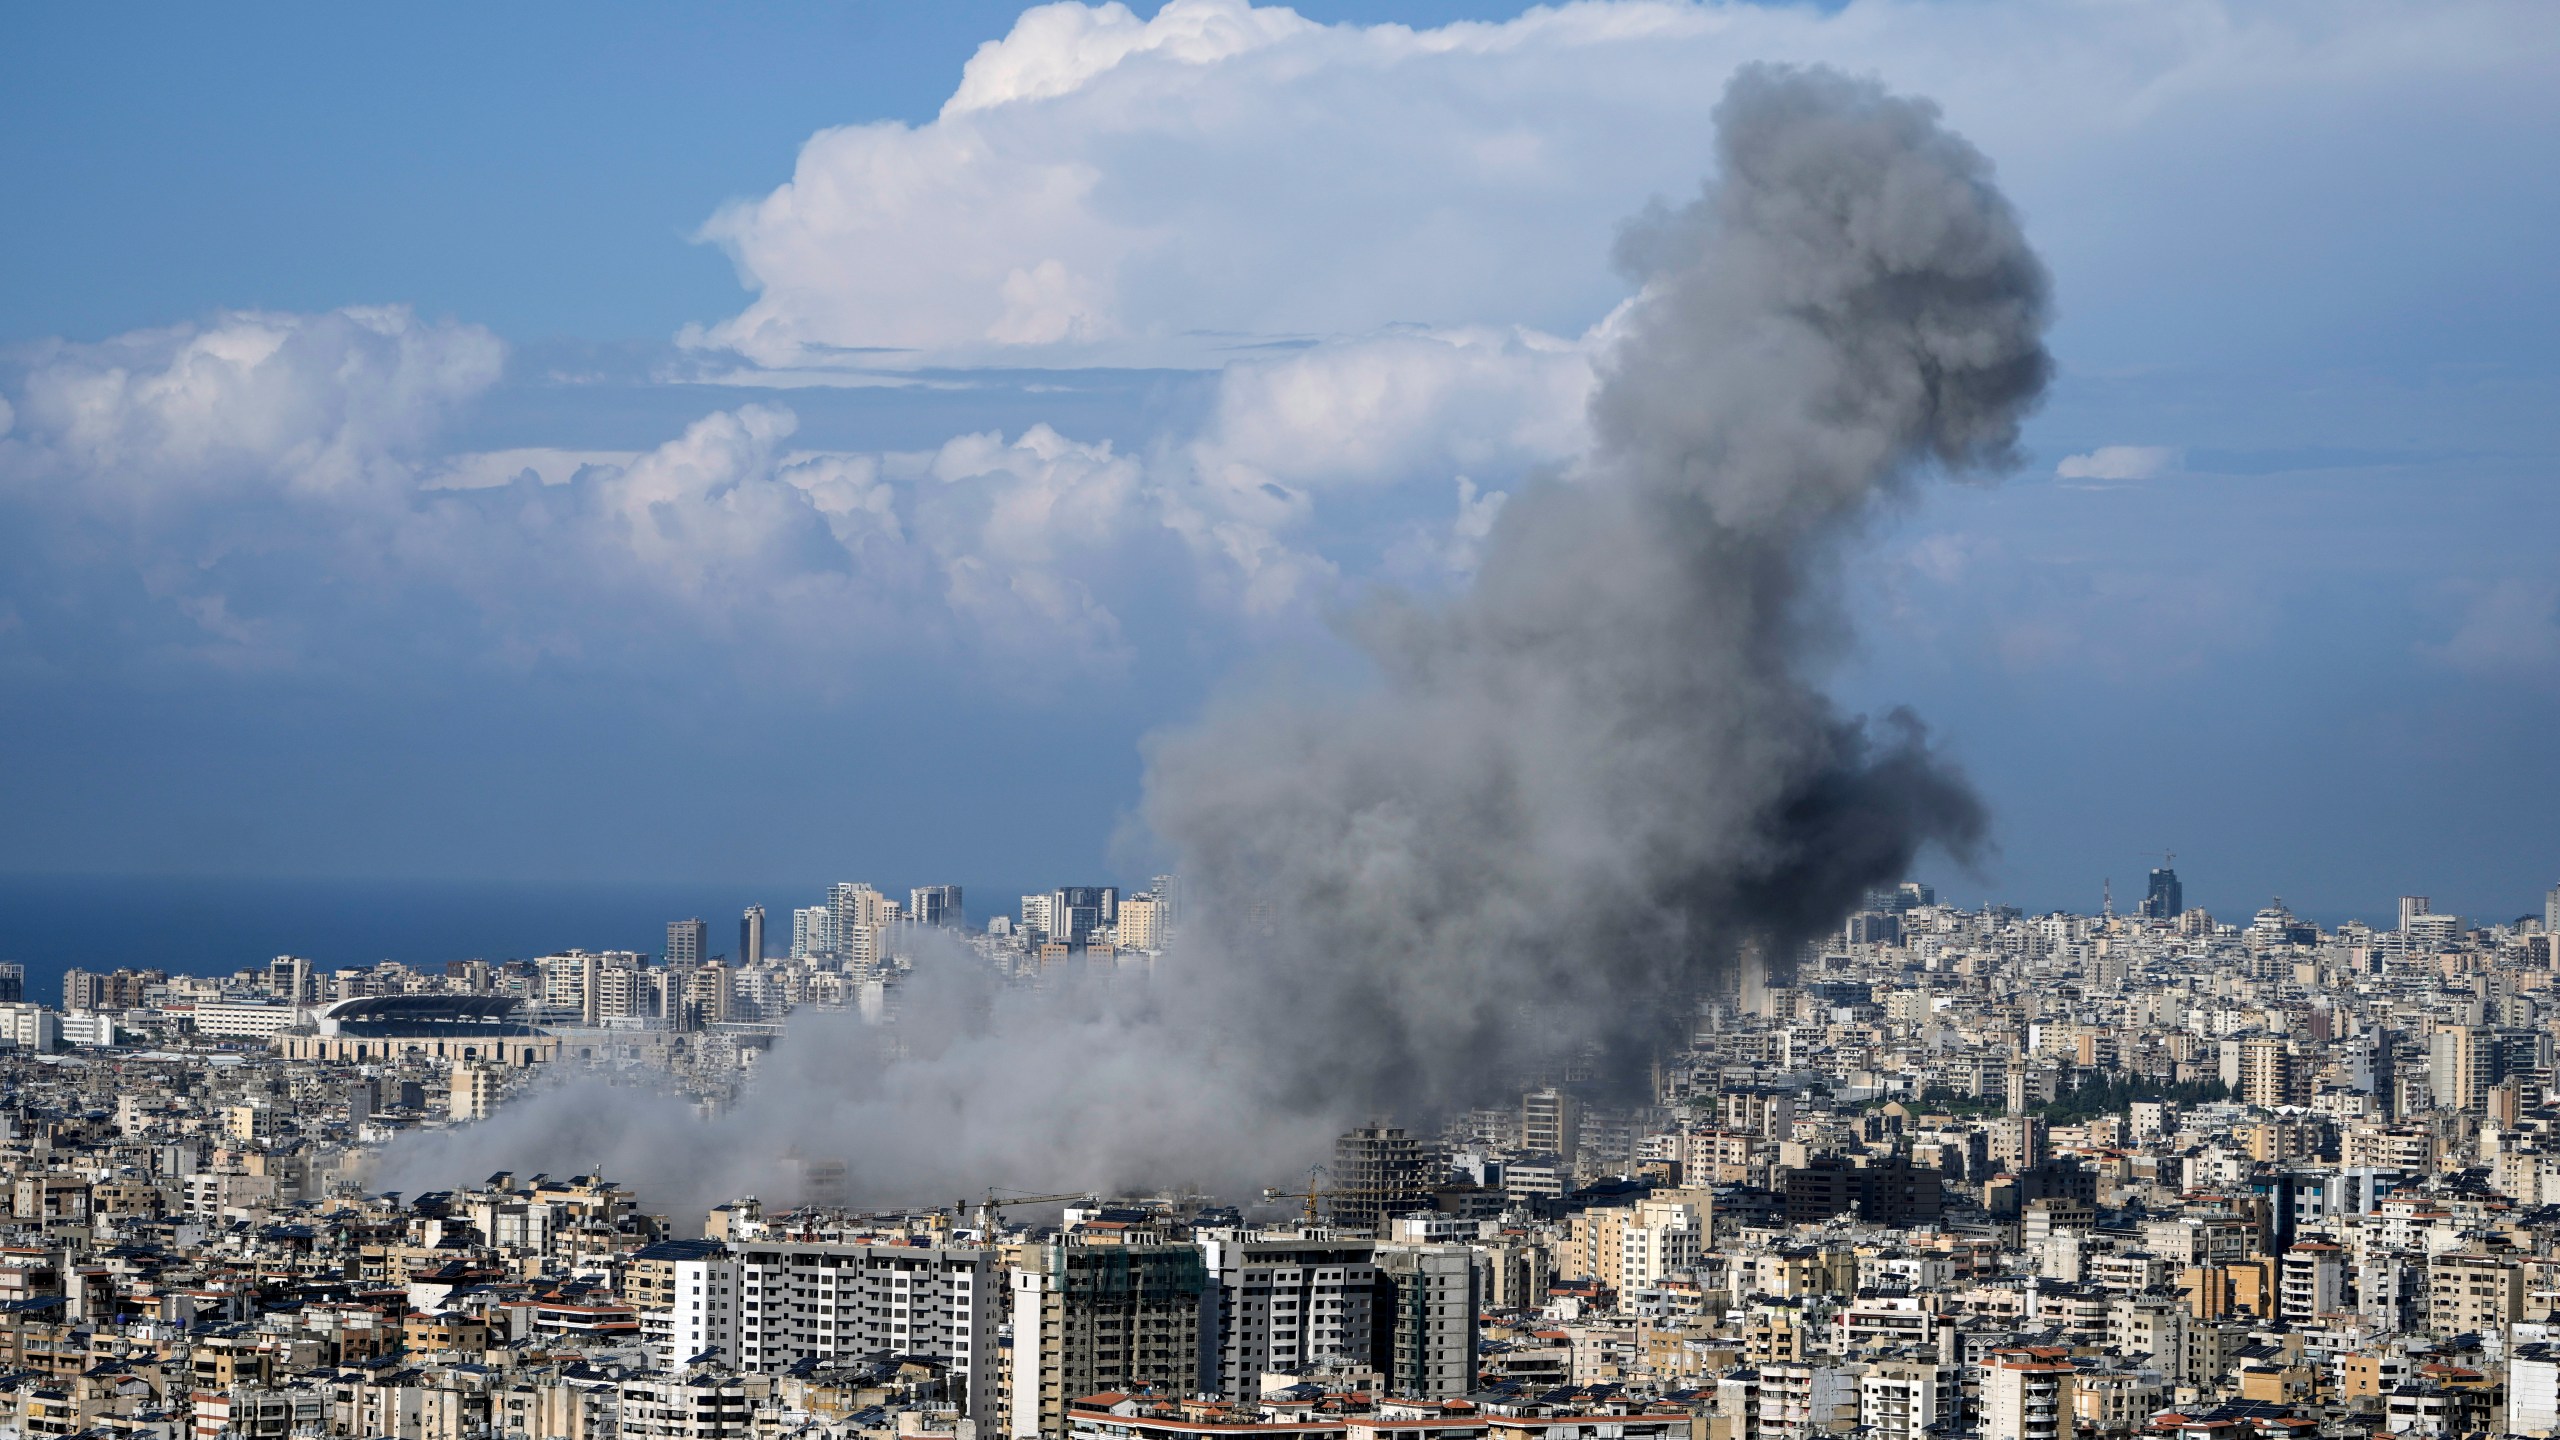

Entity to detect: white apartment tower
[791,906,833,960]
[1198,1236,1378,1399]
[647,1240,997,1416]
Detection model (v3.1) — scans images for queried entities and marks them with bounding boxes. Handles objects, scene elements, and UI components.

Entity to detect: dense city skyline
[2,1,2556,919]
[1,8,2556,1440]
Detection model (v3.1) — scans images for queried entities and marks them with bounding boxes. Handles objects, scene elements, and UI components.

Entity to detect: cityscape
[4,4,2553,1440]
[0,869,2553,1440]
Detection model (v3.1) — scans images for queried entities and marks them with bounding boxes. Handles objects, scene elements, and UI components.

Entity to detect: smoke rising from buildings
[380,64,2051,1216]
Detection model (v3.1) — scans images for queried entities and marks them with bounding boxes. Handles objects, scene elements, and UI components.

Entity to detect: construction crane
[967,1188,1099,1235]
[1259,1163,1331,1224]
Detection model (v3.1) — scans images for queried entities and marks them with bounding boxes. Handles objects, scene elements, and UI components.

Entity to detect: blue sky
[2,0,2555,927]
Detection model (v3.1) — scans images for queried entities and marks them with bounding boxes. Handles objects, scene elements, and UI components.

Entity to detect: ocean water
[0,873,1024,1007]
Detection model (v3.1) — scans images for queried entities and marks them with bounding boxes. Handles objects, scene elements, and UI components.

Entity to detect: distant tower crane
[966,1188,1100,1235]
[1259,1163,1332,1224]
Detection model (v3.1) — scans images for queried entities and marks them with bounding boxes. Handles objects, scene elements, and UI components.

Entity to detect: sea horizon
[0,872,1040,1010]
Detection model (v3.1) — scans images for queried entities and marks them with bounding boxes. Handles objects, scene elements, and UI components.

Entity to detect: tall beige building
[2432,1025,2494,1112]
[2429,1251,2523,1336]
[1114,895,1165,951]
[1983,1352,2076,1440]
[1523,1088,1580,1157]
[449,1062,502,1122]
[2237,1038,2305,1109]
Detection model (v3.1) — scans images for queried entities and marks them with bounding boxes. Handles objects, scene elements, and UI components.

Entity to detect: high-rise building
[1523,1087,1581,1157]
[596,951,647,1020]
[2141,867,2183,920]
[1020,894,1055,942]
[2546,882,2560,936]
[739,907,765,966]
[449,1062,503,1122]
[1007,1244,1205,1439]
[2237,1037,2306,1109]
[660,962,731,1030]
[1329,1126,1429,1231]
[1369,1244,1479,1399]
[790,906,832,960]
[666,918,708,967]
[2431,1025,2495,1112]
[830,883,891,971]
[1199,1236,1378,1398]
[909,886,963,927]
[265,954,315,1005]
[1983,1352,2076,1440]
[2400,896,2431,933]
[1782,1157,1944,1227]
[63,968,158,1014]
[648,1238,997,1412]
[1115,895,1165,951]
[2279,1243,2343,1325]
[1049,887,1116,947]
[2428,1250,2523,1335]
[0,963,22,1005]
[1860,1360,1952,1440]
[2406,912,2462,952]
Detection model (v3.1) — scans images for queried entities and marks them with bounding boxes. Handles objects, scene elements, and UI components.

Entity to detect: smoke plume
[380,64,2051,1218]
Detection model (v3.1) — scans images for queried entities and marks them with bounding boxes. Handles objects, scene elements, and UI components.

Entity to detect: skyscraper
[666,918,708,967]
[2431,1025,2493,1112]
[1370,1244,1480,1399]
[2141,867,2182,920]
[739,906,765,966]
[2545,883,2560,936]
[909,885,963,927]
[790,906,832,960]
[830,882,891,970]
[2400,896,2431,933]
[1049,887,1116,947]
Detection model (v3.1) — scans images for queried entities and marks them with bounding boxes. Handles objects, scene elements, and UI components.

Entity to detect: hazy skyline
[3,0,2556,927]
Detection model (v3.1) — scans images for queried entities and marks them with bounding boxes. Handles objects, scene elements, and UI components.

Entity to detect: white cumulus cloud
[4,307,503,507]
[2055,445,2181,481]
[682,0,2548,370]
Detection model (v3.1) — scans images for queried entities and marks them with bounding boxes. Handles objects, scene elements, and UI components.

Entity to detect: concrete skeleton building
[1009,1244,1206,1440]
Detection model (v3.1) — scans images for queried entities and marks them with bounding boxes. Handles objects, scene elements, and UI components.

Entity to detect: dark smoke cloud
[380,64,2051,1218]
[1144,62,2047,1115]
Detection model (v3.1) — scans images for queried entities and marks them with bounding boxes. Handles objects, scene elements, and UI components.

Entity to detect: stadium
[273,994,562,1064]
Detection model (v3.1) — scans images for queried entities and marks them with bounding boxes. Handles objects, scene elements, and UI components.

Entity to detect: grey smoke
[379,64,2051,1219]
